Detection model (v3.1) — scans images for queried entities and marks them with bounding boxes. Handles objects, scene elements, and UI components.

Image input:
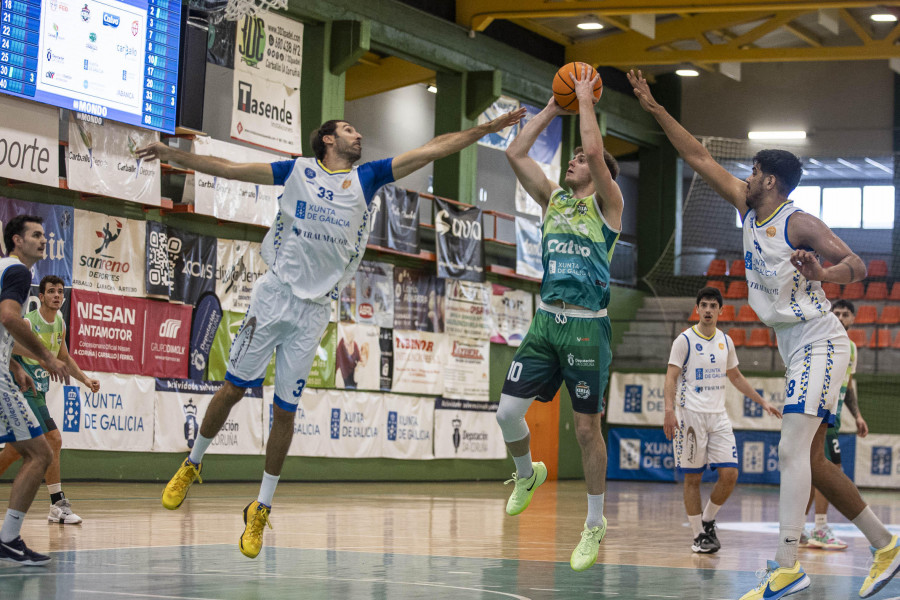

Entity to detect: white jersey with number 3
[742,201,830,327]
[668,327,738,413]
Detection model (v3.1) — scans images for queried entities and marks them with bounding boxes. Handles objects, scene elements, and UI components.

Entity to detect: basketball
[552,62,602,112]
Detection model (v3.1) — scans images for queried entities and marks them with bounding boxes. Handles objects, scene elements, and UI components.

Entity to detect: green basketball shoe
[504,461,547,516]
[570,517,607,572]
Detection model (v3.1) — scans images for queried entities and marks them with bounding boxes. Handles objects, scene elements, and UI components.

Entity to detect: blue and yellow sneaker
[570,517,607,572]
[860,535,900,598]
[239,501,272,559]
[161,457,202,510]
[504,462,547,516]
[739,561,810,600]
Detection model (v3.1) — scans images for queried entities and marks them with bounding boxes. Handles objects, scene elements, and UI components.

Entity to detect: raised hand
[134,141,172,162]
[791,249,826,281]
[485,107,528,133]
[569,63,601,107]
[627,69,662,114]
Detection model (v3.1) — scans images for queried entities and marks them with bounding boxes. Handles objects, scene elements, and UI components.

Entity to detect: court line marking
[74,591,222,600]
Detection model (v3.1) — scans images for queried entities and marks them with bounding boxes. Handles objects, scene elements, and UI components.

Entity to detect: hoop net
[222,0,287,21]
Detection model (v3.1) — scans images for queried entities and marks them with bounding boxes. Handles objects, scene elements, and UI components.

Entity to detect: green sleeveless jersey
[15,309,65,395]
[540,189,620,311]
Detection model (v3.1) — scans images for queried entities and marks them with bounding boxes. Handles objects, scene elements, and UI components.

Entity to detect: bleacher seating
[719,305,735,322]
[747,328,771,347]
[705,280,726,293]
[728,259,745,278]
[724,280,748,299]
[736,305,759,322]
[871,328,891,349]
[848,329,867,348]
[879,306,900,324]
[855,305,878,324]
[868,259,889,278]
[727,328,746,346]
[821,282,841,298]
[843,282,864,300]
[891,283,900,301]
[865,282,888,301]
[706,259,727,277]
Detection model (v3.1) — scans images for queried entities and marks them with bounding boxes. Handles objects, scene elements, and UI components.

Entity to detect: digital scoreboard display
[0,0,182,133]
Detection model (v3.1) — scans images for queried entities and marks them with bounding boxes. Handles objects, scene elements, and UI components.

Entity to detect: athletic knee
[718,468,738,487]
[496,394,531,442]
[47,430,62,453]
[219,382,246,405]
[683,474,702,488]
[573,415,602,447]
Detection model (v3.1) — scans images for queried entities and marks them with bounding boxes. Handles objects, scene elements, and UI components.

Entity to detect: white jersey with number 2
[668,326,738,413]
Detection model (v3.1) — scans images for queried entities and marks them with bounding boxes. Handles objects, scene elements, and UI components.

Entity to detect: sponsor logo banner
[476,96,520,151]
[208,309,275,385]
[515,216,543,279]
[184,136,283,227]
[335,323,380,390]
[378,327,393,391]
[367,186,388,248]
[489,287,533,347]
[444,279,492,340]
[69,289,145,374]
[47,372,154,451]
[853,434,900,488]
[215,238,267,312]
[153,378,263,454]
[0,95,59,187]
[66,113,161,206]
[145,221,218,305]
[0,198,73,286]
[435,197,484,282]
[339,260,394,327]
[383,394,434,460]
[382,185,420,254]
[307,321,336,388]
[188,292,223,381]
[393,267,443,332]
[433,397,505,459]
[392,330,445,396]
[143,301,192,378]
[230,12,303,154]
[72,209,145,296]
[443,337,490,402]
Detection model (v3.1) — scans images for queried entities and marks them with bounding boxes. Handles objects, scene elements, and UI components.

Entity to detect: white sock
[814,513,827,528]
[0,509,25,543]
[586,493,605,528]
[257,471,279,507]
[688,514,703,537]
[702,500,722,522]
[188,434,213,465]
[853,506,893,550]
[47,483,62,496]
[513,453,534,479]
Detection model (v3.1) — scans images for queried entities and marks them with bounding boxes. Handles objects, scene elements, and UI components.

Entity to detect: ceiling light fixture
[871,13,898,22]
[577,22,604,30]
[747,130,807,140]
[675,69,699,77]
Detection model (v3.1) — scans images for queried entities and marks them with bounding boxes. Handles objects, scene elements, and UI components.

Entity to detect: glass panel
[862,186,895,229]
[821,187,862,228]
[788,186,820,217]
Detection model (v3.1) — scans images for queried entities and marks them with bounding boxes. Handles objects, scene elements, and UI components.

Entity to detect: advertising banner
[185,136,283,227]
[0,95,59,188]
[307,321,336,388]
[66,113,161,206]
[434,398,506,459]
[153,379,264,454]
[853,434,900,488]
[69,289,145,375]
[502,289,533,347]
[434,198,484,282]
[208,309,276,384]
[393,267,443,332]
[384,185,420,254]
[215,239,268,313]
[230,12,303,154]
[356,261,394,327]
[476,96,521,151]
[143,301,192,379]
[72,210,145,296]
[444,280,492,340]
[367,187,389,247]
[335,323,381,390]
[379,327,393,392]
[188,292,223,381]
[321,390,385,458]
[263,387,332,457]
[145,222,218,305]
[392,330,445,396]
[382,394,434,460]
[0,199,73,286]
[443,337,490,402]
[515,217,543,279]
[47,372,155,451]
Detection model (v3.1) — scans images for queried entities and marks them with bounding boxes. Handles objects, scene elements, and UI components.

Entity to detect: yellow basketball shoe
[739,561,810,600]
[239,501,273,559]
[161,458,202,510]
[570,517,607,572]
[504,462,547,516]
[860,535,900,598]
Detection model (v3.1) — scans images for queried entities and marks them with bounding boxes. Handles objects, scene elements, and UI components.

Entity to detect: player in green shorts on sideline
[497,64,624,572]
[0,275,99,524]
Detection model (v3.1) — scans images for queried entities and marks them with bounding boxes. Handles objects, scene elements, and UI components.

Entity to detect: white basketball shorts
[226,271,331,412]
[673,408,737,473]
[0,371,43,444]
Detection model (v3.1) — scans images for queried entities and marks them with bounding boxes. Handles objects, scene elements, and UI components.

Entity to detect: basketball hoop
[221,0,288,21]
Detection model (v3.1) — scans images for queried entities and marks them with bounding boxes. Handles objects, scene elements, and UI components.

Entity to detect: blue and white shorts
[226,272,331,413]
[0,371,43,444]
[674,408,737,472]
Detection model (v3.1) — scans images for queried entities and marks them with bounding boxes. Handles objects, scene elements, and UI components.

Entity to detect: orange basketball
[552,62,602,112]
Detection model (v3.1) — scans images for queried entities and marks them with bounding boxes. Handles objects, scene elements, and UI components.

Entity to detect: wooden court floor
[0,479,899,599]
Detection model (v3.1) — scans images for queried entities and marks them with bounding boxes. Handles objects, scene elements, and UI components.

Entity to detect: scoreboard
[0,0,182,133]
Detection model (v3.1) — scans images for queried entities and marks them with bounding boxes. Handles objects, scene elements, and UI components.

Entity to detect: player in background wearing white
[800,299,869,550]
[0,215,70,566]
[137,107,525,559]
[629,69,900,599]
[0,275,100,525]
[665,286,781,554]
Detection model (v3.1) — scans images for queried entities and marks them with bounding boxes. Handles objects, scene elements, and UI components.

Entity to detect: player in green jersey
[1,275,100,524]
[497,64,624,572]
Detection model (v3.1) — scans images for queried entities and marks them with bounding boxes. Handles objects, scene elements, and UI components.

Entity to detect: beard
[337,138,362,163]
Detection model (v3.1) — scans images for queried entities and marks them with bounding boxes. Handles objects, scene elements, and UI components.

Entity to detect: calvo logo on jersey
[624,385,642,413]
[547,239,591,257]
[435,209,482,240]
